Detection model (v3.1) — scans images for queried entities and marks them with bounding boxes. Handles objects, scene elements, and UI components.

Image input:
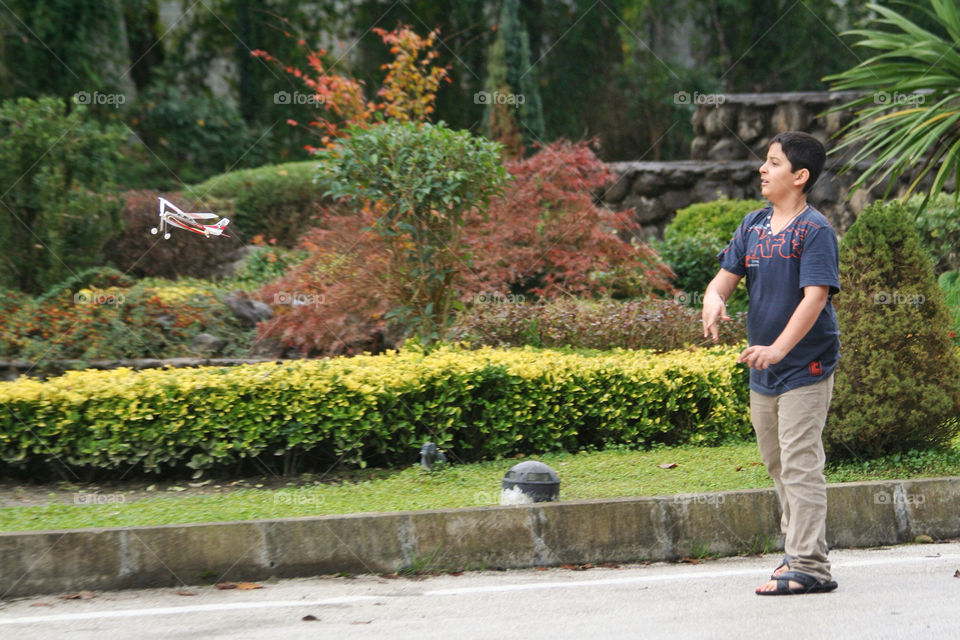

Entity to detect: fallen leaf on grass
[735,466,744,472]
[58,590,95,600]
[658,463,678,469]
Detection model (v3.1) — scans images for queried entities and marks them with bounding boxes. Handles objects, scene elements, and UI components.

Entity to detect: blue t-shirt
[717,205,841,396]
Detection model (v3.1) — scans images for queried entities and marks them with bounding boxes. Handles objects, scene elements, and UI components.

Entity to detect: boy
[702,131,840,595]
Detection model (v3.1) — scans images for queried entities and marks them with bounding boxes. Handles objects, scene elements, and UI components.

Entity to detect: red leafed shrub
[461,140,675,301]
[103,190,245,279]
[254,204,403,356]
[449,297,747,352]
[254,141,677,356]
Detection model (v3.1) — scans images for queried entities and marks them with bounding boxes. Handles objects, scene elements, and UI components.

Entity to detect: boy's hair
[769,131,826,193]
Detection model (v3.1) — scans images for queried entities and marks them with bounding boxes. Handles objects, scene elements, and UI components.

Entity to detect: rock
[771,102,808,132]
[601,173,631,203]
[630,172,664,197]
[621,195,666,225]
[709,138,748,161]
[225,292,274,327]
[248,336,285,358]
[690,136,711,160]
[192,333,226,355]
[155,314,176,330]
[737,108,767,143]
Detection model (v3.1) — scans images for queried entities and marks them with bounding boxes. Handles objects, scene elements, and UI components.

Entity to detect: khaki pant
[750,373,834,583]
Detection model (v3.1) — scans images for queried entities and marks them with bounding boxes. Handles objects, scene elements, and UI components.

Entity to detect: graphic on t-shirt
[743,220,822,269]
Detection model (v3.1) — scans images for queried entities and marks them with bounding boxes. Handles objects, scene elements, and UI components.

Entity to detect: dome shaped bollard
[500,461,560,505]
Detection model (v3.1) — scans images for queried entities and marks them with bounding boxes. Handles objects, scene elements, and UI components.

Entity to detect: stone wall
[599,91,949,237]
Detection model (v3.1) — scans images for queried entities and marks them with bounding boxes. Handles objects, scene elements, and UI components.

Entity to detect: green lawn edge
[3,439,960,533]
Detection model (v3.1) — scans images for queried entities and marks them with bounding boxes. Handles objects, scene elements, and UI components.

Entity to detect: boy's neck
[771,193,808,219]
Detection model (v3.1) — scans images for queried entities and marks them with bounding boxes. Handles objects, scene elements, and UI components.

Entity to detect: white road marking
[3,552,958,625]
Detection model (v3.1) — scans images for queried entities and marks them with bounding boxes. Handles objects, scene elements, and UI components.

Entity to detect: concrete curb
[2,477,958,599]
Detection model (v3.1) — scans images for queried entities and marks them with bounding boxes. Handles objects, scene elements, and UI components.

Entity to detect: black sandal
[756,570,838,596]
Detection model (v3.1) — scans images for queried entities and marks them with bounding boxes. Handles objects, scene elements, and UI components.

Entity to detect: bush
[0,344,750,479]
[449,297,746,352]
[826,200,960,458]
[254,140,675,356]
[657,197,765,313]
[102,190,246,280]
[185,161,326,246]
[906,192,960,276]
[464,140,674,301]
[0,97,125,294]
[665,196,767,242]
[3,273,254,363]
[938,270,960,344]
[129,82,259,185]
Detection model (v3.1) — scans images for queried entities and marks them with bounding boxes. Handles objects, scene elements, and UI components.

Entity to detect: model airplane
[151,197,231,239]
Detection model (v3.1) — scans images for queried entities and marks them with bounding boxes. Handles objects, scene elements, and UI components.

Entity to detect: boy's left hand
[738,345,785,370]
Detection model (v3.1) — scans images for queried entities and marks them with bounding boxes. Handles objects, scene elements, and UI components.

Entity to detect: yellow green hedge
[0,345,750,477]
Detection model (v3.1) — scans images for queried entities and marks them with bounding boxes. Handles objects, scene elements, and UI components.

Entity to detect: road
[1,542,958,639]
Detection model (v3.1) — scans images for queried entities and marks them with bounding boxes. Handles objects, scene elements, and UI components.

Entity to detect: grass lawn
[2,437,959,533]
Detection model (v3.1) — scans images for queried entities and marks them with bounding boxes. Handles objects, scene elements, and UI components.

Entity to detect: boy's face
[759,142,808,201]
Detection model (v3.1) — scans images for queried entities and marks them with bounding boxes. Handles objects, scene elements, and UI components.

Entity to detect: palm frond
[824,1,960,204]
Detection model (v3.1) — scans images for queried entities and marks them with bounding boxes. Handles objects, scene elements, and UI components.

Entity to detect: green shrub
[449,297,747,352]
[665,196,767,243]
[4,274,254,363]
[129,82,258,186]
[0,344,750,479]
[658,197,765,313]
[186,161,326,246]
[826,200,960,458]
[906,192,960,276]
[0,97,125,293]
[938,270,960,343]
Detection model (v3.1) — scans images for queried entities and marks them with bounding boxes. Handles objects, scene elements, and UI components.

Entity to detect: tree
[825,0,960,203]
[482,0,545,155]
[0,0,125,102]
[0,97,125,293]
[826,199,960,458]
[315,121,508,342]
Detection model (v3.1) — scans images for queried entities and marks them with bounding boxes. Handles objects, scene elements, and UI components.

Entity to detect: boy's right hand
[702,292,730,341]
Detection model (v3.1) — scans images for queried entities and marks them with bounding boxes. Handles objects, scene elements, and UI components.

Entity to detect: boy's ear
[793,167,810,189]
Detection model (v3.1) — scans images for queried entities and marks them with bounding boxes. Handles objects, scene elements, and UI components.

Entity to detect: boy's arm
[702,269,742,341]
[738,285,830,370]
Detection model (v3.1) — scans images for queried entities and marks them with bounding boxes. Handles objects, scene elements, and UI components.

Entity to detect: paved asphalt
[1,542,958,639]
